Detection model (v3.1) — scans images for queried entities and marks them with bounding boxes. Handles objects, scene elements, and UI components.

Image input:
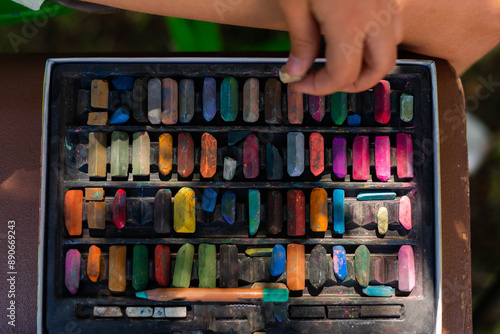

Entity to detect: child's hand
[279,0,403,95]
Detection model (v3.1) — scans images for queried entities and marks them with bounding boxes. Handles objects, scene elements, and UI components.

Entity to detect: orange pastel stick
[310,188,328,232]
[64,190,83,236]
[159,133,173,176]
[87,245,101,282]
[200,133,217,178]
[287,244,305,291]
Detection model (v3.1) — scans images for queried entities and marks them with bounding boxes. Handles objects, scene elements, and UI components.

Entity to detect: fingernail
[286,55,303,76]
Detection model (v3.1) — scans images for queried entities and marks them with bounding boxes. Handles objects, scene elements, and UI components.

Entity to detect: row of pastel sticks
[85,77,413,126]
[84,131,413,181]
[65,188,412,237]
[64,243,415,296]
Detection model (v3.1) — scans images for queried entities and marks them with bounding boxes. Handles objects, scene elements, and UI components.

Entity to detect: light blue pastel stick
[332,245,347,281]
[333,189,345,234]
[287,132,304,177]
[362,285,394,297]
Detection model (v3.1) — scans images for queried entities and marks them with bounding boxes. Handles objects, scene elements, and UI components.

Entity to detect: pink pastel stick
[309,95,325,122]
[375,136,391,181]
[352,136,370,180]
[398,245,415,292]
[243,134,259,178]
[396,133,414,178]
[332,136,347,178]
[65,249,81,295]
[374,80,390,124]
[399,195,412,230]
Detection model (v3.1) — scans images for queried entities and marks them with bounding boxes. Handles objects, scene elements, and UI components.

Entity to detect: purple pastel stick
[332,136,347,178]
[398,245,415,292]
[309,95,325,122]
[65,249,81,295]
[375,136,391,182]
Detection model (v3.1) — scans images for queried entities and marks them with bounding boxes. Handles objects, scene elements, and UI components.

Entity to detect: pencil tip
[135,291,148,299]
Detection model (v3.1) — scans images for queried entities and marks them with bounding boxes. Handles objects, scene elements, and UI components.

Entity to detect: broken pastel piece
[65,190,83,236]
[309,95,325,122]
[352,136,370,180]
[347,114,361,126]
[265,79,281,124]
[132,245,149,291]
[287,189,305,236]
[400,93,414,122]
[267,190,283,234]
[65,249,81,294]
[87,201,106,230]
[109,245,127,292]
[219,245,239,288]
[201,188,217,212]
[287,83,303,124]
[223,157,237,181]
[88,132,107,178]
[374,80,391,124]
[243,78,259,123]
[221,191,236,225]
[310,187,328,232]
[154,189,172,234]
[375,136,391,182]
[203,77,217,122]
[112,189,126,229]
[398,245,415,292]
[93,306,123,318]
[269,244,286,276]
[155,245,171,286]
[248,189,261,235]
[172,243,194,288]
[87,245,101,283]
[331,92,347,125]
[243,134,259,179]
[85,187,104,201]
[87,112,108,125]
[132,131,150,176]
[148,78,162,124]
[133,78,148,123]
[173,187,196,233]
[287,132,305,177]
[357,192,396,201]
[177,132,194,178]
[354,245,370,287]
[126,307,153,318]
[221,76,238,122]
[161,78,178,125]
[198,244,217,288]
[332,136,347,178]
[266,144,283,180]
[200,133,217,179]
[309,132,324,176]
[158,133,173,176]
[308,245,328,289]
[110,131,129,178]
[287,244,305,291]
[333,189,345,235]
[399,195,412,230]
[377,206,389,235]
[397,133,414,178]
[332,245,347,281]
[362,286,394,297]
[109,107,130,125]
[91,79,108,109]
[179,79,194,123]
[245,247,273,257]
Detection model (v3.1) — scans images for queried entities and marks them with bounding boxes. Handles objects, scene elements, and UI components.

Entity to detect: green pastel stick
[198,244,216,288]
[172,243,195,288]
[331,92,347,125]
[132,245,149,291]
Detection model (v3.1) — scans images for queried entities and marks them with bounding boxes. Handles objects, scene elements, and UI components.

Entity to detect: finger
[342,22,397,93]
[293,23,364,95]
[279,0,321,78]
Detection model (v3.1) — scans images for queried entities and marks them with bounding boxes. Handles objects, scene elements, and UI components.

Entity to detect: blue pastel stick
[221,191,236,224]
[347,114,361,126]
[333,189,345,234]
[362,285,394,297]
[201,188,217,212]
[357,192,397,201]
[332,245,347,281]
[203,77,217,122]
[269,244,286,276]
[112,76,134,90]
[110,107,130,124]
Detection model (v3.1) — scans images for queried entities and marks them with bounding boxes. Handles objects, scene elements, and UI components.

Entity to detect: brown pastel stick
[91,79,108,109]
[87,112,108,125]
[177,133,194,178]
[265,79,281,124]
[65,190,83,236]
[287,244,305,291]
[85,188,104,201]
[88,132,107,178]
[159,133,173,176]
[287,84,303,124]
[109,245,127,292]
[87,201,106,229]
[87,245,101,282]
